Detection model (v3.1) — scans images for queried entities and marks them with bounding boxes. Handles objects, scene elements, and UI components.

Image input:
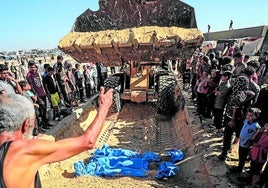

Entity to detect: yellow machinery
[58,0,203,115]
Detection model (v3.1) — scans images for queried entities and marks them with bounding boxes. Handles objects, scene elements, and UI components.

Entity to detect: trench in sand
[39,84,236,187]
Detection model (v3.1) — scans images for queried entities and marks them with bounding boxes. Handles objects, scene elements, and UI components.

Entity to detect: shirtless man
[0,86,113,188]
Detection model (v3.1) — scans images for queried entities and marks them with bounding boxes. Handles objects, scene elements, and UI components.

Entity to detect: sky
[0,0,267,52]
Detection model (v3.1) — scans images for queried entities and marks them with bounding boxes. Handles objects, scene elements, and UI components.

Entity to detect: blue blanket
[74,144,184,179]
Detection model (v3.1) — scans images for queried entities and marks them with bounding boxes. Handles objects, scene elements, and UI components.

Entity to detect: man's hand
[98,86,113,112]
[7,75,17,82]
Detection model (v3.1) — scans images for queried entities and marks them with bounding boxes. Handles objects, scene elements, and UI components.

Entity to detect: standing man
[0,64,22,95]
[4,61,15,78]
[218,76,254,160]
[10,62,18,79]
[91,62,99,93]
[26,60,50,130]
[241,66,260,107]
[100,63,108,86]
[18,60,28,80]
[74,63,86,103]
[0,87,113,187]
[53,55,64,73]
[257,51,268,83]
[232,52,246,78]
[207,24,211,33]
[55,62,69,104]
[43,67,61,121]
[259,51,268,64]
[66,63,77,104]
[254,75,268,127]
[110,66,116,74]
[229,20,233,30]
[37,59,45,79]
[83,64,92,99]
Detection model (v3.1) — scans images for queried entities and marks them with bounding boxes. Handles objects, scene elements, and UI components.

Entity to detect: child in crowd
[205,69,220,118]
[196,70,209,119]
[19,80,39,108]
[213,71,232,131]
[248,122,268,187]
[229,107,261,173]
[181,58,191,90]
[43,66,61,121]
[18,80,50,134]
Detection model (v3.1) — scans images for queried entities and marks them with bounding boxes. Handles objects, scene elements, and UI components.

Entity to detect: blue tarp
[74,144,184,179]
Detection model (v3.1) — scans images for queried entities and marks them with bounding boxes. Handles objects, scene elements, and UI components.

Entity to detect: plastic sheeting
[74,144,184,179]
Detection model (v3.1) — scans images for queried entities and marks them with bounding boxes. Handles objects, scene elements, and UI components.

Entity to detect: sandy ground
[0,57,249,188]
[0,55,249,187]
[35,79,251,188]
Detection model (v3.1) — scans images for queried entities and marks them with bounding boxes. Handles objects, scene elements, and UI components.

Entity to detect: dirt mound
[58,26,203,64]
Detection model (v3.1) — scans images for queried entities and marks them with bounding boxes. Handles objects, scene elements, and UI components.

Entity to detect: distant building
[203,25,268,56]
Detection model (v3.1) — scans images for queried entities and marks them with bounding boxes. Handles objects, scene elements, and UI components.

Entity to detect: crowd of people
[179,47,268,187]
[1,48,268,187]
[0,53,115,187]
[0,55,110,136]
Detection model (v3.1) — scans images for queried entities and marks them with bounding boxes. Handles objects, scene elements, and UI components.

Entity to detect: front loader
[58,0,203,115]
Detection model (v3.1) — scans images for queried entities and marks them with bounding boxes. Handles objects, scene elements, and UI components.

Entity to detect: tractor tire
[104,75,122,113]
[157,75,177,115]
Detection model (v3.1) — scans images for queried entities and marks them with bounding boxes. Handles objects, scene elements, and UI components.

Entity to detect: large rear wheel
[157,75,177,115]
[104,75,122,113]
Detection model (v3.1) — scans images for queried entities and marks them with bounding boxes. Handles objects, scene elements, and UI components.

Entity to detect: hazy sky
[0,0,267,51]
